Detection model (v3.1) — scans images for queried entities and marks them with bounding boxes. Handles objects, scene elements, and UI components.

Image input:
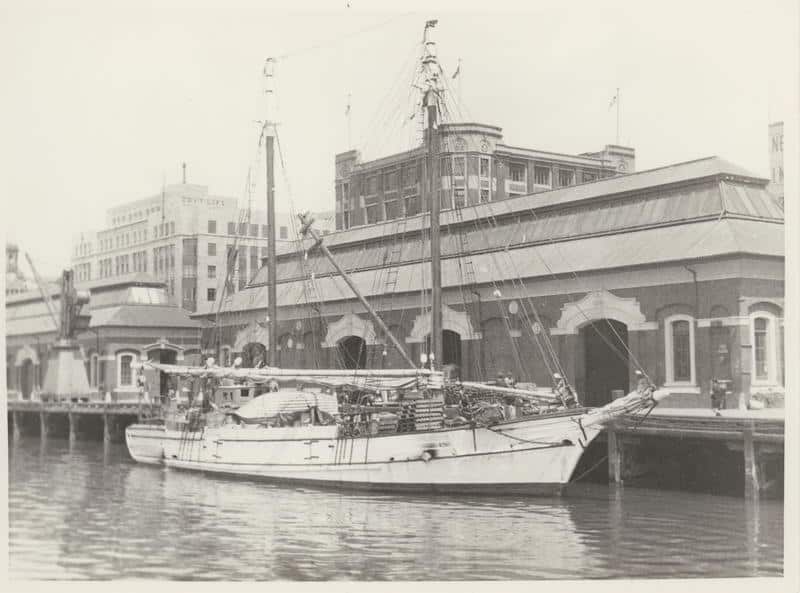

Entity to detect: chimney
[182,162,187,184]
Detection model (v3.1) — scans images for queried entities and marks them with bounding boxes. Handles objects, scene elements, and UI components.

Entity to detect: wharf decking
[608,408,784,498]
[8,399,162,442]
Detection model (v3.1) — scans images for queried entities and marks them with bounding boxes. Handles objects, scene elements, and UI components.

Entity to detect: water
[8,436,783,580]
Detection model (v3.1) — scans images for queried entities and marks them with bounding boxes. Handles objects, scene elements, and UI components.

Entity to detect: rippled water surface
[8,436,783,580]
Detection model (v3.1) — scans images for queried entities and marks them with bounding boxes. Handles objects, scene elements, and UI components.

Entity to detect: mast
[264,57,278,366]
[422,20,442,369]
[299,214,417,370]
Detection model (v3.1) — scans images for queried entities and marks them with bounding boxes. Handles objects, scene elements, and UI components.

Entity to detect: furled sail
[143,362,443,392]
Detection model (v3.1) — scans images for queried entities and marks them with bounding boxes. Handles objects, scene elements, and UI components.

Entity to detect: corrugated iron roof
[254,177,780,288]
[5,316,59,337]
[282,156,769,253]
[212,217,783,315]
[89,305,201,329]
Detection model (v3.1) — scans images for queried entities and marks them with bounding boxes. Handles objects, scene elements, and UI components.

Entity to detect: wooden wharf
[7,399,162,443]
[607,409,784,499]
[7,398,785,499]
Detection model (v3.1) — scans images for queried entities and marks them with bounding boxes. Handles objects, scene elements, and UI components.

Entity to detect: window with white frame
[534,166,551,187]
[117,352,138,388]
[558,169,575,187]
[510,163,526,183]
[750,312,781,386]
[480,157,490,178]
[89,353,99,387]
[664,314,696,386]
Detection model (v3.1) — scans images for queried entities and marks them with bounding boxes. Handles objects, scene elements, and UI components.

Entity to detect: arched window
[751,312,781,386]
[664,314,696,386]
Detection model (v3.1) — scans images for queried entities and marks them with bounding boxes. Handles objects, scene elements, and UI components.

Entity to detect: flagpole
[346,93,352,149]
[616,87,620,145]
[457,58,462,107]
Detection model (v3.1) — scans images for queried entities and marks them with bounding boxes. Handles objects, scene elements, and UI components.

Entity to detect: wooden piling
[103,414,111,443]
[12,411,22,439]
[743,426,760,499]
[39,411,48,439]
[68,412,77,442]
[608,428,624,484]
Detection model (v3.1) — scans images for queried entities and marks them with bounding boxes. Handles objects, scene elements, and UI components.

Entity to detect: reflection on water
[8,437,783,580]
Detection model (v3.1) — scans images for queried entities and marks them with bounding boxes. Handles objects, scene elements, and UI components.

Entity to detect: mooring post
[39,411,49,439]
[608,427,624,484]
[743,426,760,499]
[103,414,111,443]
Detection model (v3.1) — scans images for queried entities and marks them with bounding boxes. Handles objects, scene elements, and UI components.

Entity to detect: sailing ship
[125,20,668,495]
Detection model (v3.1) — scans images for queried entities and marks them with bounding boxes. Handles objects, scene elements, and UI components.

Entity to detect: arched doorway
[580,319,629,407]
[20,359,35,399]
[338,335,367,370]
[424,330,462,375]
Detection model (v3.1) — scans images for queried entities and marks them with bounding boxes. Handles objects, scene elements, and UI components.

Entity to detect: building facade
[70,183,334,312]
[768,121,784,206]
[203,156,784,409]
[5,273,202,401]
[334,122,635,230]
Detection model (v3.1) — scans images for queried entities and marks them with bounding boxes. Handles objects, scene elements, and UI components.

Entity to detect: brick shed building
[199,156,784,409]
[5,273,202,401]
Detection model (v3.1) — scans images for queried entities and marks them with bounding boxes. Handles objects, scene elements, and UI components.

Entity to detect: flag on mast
[345,94,351,116]
[452,58,461,79]
[609,89,618,109]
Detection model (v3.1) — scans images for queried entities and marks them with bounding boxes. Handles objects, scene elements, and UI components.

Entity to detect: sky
[1,0,797,278]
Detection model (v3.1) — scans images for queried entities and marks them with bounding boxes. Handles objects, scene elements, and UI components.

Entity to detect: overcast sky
[2,0,797,277]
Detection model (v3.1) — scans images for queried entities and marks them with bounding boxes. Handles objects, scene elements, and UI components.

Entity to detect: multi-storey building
[334,122,635,230]
[768,121,784,206]
[70,183,334,312]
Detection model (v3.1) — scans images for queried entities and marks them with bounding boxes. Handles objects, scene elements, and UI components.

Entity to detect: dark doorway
[20,359,34,399]
[242,342,267,368]
[442,330,462,368]
[424,330,462,376]
[148,349,178,397]
[338,336,367,370]
[580,319,629,407]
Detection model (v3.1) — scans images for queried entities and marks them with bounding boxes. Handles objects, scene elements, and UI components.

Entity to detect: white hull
[126,410,603,495]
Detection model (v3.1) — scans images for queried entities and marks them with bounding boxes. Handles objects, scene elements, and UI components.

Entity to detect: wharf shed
[196,156,784,408]
[5,273,202,401]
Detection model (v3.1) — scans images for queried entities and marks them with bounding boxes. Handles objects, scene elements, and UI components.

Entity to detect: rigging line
[493,239,581,383]
[498,251,564,379]
[465,210,539,375]
[513,194,730,372]
[464,216,533,380]
[357,41,422,154]
[363,97,415,161]
[274,14,414,61]
[478,214,565,377]
[498,201,649,379]
[468,211,563,382]
[209,140,265,356]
